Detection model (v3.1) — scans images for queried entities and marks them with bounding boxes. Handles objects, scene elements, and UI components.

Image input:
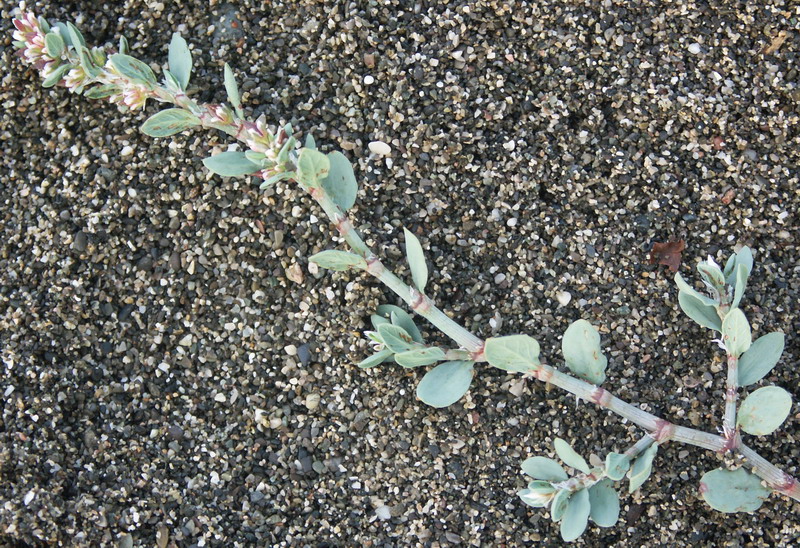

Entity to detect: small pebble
[368,141,391,156]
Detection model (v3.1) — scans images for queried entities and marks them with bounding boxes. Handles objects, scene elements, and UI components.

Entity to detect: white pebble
[368,140,391,156]
[502,140,516,151]
[285,344,298,356]
[363,75,374,85]
[214,393,226,403]
[688,43,701,54]
[375,505,392,520]
[178,334,193,346]
[556,291,572,306]
[120,145,134,157]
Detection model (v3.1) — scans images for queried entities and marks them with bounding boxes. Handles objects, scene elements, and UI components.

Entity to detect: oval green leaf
[550,489,571,522]
[518,480,557,508]
[223,62,240,109]
[628,443,658,493]
[562,319,607,385]
[403,228,428,293]
[674,272,718,307]
[45,32,64,58]
[42,64,71,88]
[322,151,358,212]
[560,488,590,542]
[678,291,722,332]
[521,456,569,482]
[737,386,792,436]
[722,308,751,358]
[296,147,329,188]
[395,347,445,368]
[84,84,120,99]
[738,332,785,387]
[588,478,620,527]
[554,438,590,474]
[700,467,771,513]
[416,360,474,408]
[141,108,201,137]
[377,324,416,354]
[484,335,540,372]
[357,348,393,369]
[202,151,261,177]
[604,452,631,481]
[375,305,423,343]
[110,53,156,85]
[168,32,192,90]
[731,262,749,309]
[308,250,366,272]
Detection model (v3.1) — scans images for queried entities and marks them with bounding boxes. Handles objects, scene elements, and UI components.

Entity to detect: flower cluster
[12,12,48,65]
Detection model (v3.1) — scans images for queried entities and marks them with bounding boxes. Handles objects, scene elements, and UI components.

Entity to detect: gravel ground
[1,0,799,546]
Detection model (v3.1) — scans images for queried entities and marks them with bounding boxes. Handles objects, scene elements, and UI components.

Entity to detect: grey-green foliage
[296,148,330,187]
[395,346,445,368]
[168,33,192,89]
[109,53,156,85]
[202,151,261,177]
[554,438,590,474]
[484,334,540,372]
[403,228,428,292]
[722,308,751,358]
[44,32,64,57]
[223,63,241,112]
[587,479,620,527]
[604,452,630,481]
[700,467,770,513]
[562,319,607,385]
[377,324,416,353]
[358,306,424,369]
[416,360,474,408]
[308,250,366,272]
[628,443,658,493]
[141,108,200,137]
[560,488,590,542]
[321,152,358,211]
[737,386,793,436]
[522,456,568,482]
[738,332,785,386]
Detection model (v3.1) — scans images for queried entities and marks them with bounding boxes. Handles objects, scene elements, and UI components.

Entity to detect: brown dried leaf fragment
[763,30,790,55]
[649,239,686,272]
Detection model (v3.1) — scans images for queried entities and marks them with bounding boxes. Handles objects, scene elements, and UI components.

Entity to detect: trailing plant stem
[723,354,739,441]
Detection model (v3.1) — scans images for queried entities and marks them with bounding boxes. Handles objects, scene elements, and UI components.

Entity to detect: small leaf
[628,443,658,493]
[66,22,86,49]
[700,467,771,513]
[259,172,292,189]
[562,319,607,385]
[722,308,751,358]
[403,228,428,292]
[395,347,445,368]
[168,33,192,90]
[521,457,568,482]
[725,247,754,286]
[377,324,415,354]
[321,151,358,211]
[588,479,620,527]
[84,84,120,99]
[54,23,72,47]
[118,35,129,55]
[141,108,201,137]
[357,348,393,369]
[370,314,391,329]
[484,335,540,372]
[42,64,71,88]
[296,148,330,188]
[416,360,474,408]
[554,438,590,474]
[203,151,261,177]
[560,488,590,542]
[109,53,157,85]
[678,291,722,332]
[518,481,557,508]
[649,239,685,272]
[304,133,316,149]
[308,250,366,272]
[674,272,718,306]
[223,63,241,109]
[731,262,748,309]
[163,69,182,92]
[697,260,725,288]
[550,489,572,522]
[737,386,792,436]
[738,332,785,386]
[45,32,64,58]
[375,304,423,343]
[76,45,98,77]
[604,452,631,481]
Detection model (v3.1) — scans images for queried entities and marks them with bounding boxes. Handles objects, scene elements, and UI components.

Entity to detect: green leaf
[678,291,722,332]
[42,64,71,88]
[628,444,658,493]
[416,360,474,408]
[54,23,72,47]
[484,335,540,372]
[725,247,754,286]
[76,46,98,77]
[44,32,64,58]
[296,148,330,188]
[588,479,620,527]
[357,348,393,369]
[66,22,86,49]
[308,250,366,272]
[722,308,751,358]
[259,172,292,189]
[521,456,568,482]
[141,108,201,137]
[370,314,390,330]
[110,53,156,85]
[554,438,590,474]
[700,467,771,513]
[203,151,261,177]
[375,304,423,343]
[403,228,428,292]
[321,151,358,211]
[276,136,295,166]
[562,319,607,385]
[84,84,120,99]
[163,69,182,92]
[118,35,129,55]
[168,33,192,90]
[697,260,725,288]
[550,489,572,522]
[604,452,631,481]
[731,262,748,309]
[560,488,590,542]
[518,481,557,508]
[304,133,316,149]
[674,272,718,307]
[737,386,792,436]
[223,63,241,108]
[395,347,445,368]
[377,324,416,354]
[738,332,785,386]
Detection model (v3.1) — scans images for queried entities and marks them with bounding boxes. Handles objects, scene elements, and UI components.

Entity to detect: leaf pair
[296,148,358,211]
[358,305,424,369]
